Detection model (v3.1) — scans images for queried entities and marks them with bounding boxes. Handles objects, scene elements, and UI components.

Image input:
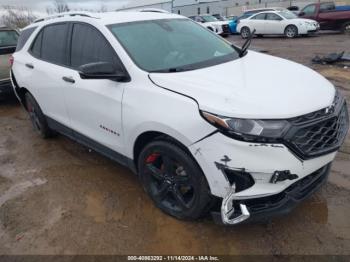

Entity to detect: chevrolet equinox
[11,11,349,224]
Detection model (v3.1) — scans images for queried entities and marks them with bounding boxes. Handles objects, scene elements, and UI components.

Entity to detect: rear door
[62,23,127,156]
[248,13,266,33]
[14,23,72,128]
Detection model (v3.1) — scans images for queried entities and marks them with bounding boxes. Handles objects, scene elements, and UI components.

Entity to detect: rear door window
[40,23,69,65]
[320,3,335,12]
[16,27,36,51]
[70,23,120,69]
[251,13,266,20]
[0,30,19,48]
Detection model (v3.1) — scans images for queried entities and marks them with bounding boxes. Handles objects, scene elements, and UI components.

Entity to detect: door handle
[25,63,34,69]
[62,76,75,84]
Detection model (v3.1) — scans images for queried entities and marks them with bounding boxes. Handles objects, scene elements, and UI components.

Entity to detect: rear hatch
[0,29,18,81]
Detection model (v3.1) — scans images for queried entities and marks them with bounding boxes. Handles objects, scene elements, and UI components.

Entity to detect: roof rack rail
[34,11,99,23]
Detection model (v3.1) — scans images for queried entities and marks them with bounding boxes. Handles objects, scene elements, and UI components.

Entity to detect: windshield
[278,11,298,19]
[108,19,239,72]
[202,16,218,22]
[0,30,18,47]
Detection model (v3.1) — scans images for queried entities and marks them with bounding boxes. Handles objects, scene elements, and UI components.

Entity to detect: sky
[0,0,132,16]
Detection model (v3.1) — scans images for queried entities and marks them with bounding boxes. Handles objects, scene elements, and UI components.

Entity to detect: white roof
[100,11,184,25]
[31,11,185,28]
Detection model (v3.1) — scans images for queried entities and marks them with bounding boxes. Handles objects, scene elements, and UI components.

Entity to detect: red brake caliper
[145,153,160,164]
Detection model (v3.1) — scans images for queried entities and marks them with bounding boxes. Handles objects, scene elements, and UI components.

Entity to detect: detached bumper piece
[214,164,331,225]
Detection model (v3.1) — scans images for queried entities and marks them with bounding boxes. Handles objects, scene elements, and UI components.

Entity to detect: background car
[0,26,19,98]
[189,15,230,36]
[237,10,319,38]
[228,7,288,34]
[228,14,251,34]
[299,2,350,33]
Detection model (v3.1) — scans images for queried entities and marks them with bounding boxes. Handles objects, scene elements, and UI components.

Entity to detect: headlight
[202,111,290,141]
[304,21,314,26]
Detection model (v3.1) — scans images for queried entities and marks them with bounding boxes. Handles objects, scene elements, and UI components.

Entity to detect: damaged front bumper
[213,164,331,225]
[188,130,337,225]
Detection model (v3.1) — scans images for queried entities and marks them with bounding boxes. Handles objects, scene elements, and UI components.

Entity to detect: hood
[149,51,335,119]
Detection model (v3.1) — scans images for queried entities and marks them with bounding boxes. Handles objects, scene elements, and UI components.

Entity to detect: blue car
[228,14,251,34]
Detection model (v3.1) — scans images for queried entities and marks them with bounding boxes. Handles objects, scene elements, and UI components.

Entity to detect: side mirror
[299,11,305,16]
[79,62,129,82]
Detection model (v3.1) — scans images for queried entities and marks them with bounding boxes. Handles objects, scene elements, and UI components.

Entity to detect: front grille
[222,24,230,34]
[285,97,349,159]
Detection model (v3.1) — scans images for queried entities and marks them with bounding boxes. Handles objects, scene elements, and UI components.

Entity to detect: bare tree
[46,0,70,14]
[0,5,37,30]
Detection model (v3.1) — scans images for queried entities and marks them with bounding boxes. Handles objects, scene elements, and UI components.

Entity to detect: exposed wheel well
[133,131,192,171]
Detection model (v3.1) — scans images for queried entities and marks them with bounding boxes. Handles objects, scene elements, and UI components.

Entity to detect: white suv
[11,11,349,225]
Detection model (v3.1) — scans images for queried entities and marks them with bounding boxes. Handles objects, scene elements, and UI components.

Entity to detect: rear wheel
[341,22,350,34]
[138,140,211,220]
[25,92,55,138]
[240,27,251,39]
[284,25,298,38]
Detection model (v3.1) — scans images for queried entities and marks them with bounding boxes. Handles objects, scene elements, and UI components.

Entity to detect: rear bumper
[212,164,331,224]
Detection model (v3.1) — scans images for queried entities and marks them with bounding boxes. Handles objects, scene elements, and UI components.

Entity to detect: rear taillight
[9,55,14,67]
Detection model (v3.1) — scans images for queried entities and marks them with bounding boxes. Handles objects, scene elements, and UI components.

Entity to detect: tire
[25,92,55,138]
[284,25,298,38]
[240,27,251,39]
[138,139,211,220]
[341,21,350,34]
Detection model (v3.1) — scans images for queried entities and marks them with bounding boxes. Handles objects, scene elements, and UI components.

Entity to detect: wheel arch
[132,130,194,172]
[284,24,298,33]
[207,26,214,31]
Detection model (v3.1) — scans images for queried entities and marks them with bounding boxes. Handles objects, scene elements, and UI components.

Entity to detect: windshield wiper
[150,67,189,73]
[239,29,256,58]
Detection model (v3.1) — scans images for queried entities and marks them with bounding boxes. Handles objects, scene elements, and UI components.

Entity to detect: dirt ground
[0,32,350,255]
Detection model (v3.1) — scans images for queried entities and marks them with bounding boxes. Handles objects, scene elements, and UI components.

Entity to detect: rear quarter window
[16,27,36,51]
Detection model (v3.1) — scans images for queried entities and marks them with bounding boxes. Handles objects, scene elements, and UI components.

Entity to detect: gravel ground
[0,32,349,255]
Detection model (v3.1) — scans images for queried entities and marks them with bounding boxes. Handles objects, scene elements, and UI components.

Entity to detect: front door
[264,13,284,34]
[63,23,127,156]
